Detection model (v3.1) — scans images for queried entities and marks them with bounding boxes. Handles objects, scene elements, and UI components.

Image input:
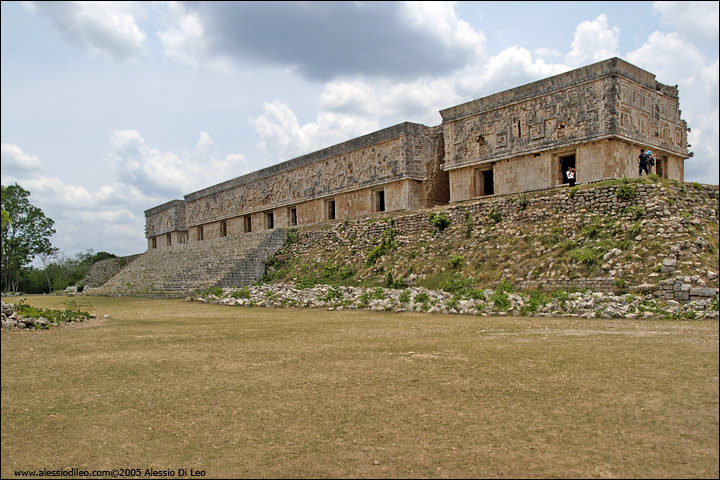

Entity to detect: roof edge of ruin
[439,57,674,122]
[144,199,185,217]
[184,121,428,202]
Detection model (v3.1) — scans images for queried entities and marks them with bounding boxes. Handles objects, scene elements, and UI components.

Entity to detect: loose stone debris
[190,283,718,320]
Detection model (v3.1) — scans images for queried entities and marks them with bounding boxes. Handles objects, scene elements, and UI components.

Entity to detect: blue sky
[1,1,718,260]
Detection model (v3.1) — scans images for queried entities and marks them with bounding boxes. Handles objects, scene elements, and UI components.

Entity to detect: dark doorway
[559,154,576,185]
[473,168,494,197]
[483,170,494,195]
[375,190,386,212]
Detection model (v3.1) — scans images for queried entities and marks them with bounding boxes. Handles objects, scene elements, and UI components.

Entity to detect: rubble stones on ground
[1,301,88,330]
[190,283,719,320]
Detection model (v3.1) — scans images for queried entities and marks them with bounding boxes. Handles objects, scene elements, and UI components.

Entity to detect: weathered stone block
[675,291,690,301]
[690,287,717,298]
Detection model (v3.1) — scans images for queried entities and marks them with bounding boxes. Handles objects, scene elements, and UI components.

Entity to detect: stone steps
[90,229,286,298]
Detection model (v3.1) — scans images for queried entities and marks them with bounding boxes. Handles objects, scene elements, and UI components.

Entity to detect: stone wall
[616,75,686,154]
[145,200,187,238]
[184,122,434,227]
[144,58,691,253]
[441,77,612,169]
[285,180,718,302]
[440,58,688,201]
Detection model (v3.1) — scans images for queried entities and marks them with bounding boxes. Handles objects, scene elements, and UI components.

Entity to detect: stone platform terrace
[90,229,287,298]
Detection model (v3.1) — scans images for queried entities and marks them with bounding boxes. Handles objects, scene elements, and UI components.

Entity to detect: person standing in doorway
[646,150,655,174]
[566,166,576,187]
[638,148,650,177]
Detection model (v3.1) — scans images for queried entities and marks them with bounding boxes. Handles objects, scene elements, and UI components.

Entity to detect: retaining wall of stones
[291,181,719,302]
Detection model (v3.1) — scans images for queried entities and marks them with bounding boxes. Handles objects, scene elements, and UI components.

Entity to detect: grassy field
[1,295,718,479]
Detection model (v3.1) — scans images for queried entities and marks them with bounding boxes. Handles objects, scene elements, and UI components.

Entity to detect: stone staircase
[89,229,287,298]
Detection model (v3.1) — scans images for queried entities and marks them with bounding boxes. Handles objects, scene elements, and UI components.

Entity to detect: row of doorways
[472,152,668,199]
[472,154,577,198]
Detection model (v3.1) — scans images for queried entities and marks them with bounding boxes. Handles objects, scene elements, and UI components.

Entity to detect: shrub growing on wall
[366,228,397,266]
[429,212,451,232]
[616,184,636,201]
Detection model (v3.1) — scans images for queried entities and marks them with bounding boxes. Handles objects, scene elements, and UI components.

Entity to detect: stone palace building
[145,57,690,251]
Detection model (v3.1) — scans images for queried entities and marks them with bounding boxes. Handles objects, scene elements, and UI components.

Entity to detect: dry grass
[2,295,718,479]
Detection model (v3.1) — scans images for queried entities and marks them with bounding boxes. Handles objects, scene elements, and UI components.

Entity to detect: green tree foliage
[18,250,118,294]
[1,209,9,229]
[1,184,57,292]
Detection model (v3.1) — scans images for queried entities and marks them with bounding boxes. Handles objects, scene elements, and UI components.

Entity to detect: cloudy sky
[1,1,718,260]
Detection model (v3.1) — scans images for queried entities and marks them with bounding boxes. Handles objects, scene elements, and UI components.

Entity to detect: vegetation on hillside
[264,177,719,293]
[12,250,118,294]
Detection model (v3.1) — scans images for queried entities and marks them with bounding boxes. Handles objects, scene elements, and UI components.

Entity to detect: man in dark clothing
[638,148,649,176]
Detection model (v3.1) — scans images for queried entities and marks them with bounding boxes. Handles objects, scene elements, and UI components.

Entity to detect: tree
[1,184,57,292]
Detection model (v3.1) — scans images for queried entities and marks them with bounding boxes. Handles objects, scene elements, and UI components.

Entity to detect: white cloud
[272,44,571,162]
[251,101,379,163]
[398,1,486,58]
[108,129,248,197]
[319,76,459,124]
[533,47,565,63]
[1,143,44,174]
[653,1,719,42]
[684,59,719,183]
[457,47,567,97]
[157,4,232,72]
[626,27,717,184]
[26,1,148,60]
[626,31,706,85]
[700,59,719,101]
[195,131,214,154]
[20,175,93,207]
[565,14,620,67]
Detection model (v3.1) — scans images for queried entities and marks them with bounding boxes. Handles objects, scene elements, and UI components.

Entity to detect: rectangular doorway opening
[326,199,336,220]
[243,216,252,233]
[473,167,494,197]
[374,190,386,212]
[265,212,274,230]
[559,154,576,185]
[289,207,298,226]
[656,156,668,178]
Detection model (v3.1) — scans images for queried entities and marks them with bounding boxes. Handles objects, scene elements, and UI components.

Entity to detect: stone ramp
[89,229,287,298]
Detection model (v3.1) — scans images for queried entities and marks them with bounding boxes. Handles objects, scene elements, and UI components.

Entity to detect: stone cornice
[184,122,428,202]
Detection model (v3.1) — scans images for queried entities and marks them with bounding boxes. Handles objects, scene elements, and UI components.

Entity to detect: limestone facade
[441,58,688,201]
[145,57,689,250]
